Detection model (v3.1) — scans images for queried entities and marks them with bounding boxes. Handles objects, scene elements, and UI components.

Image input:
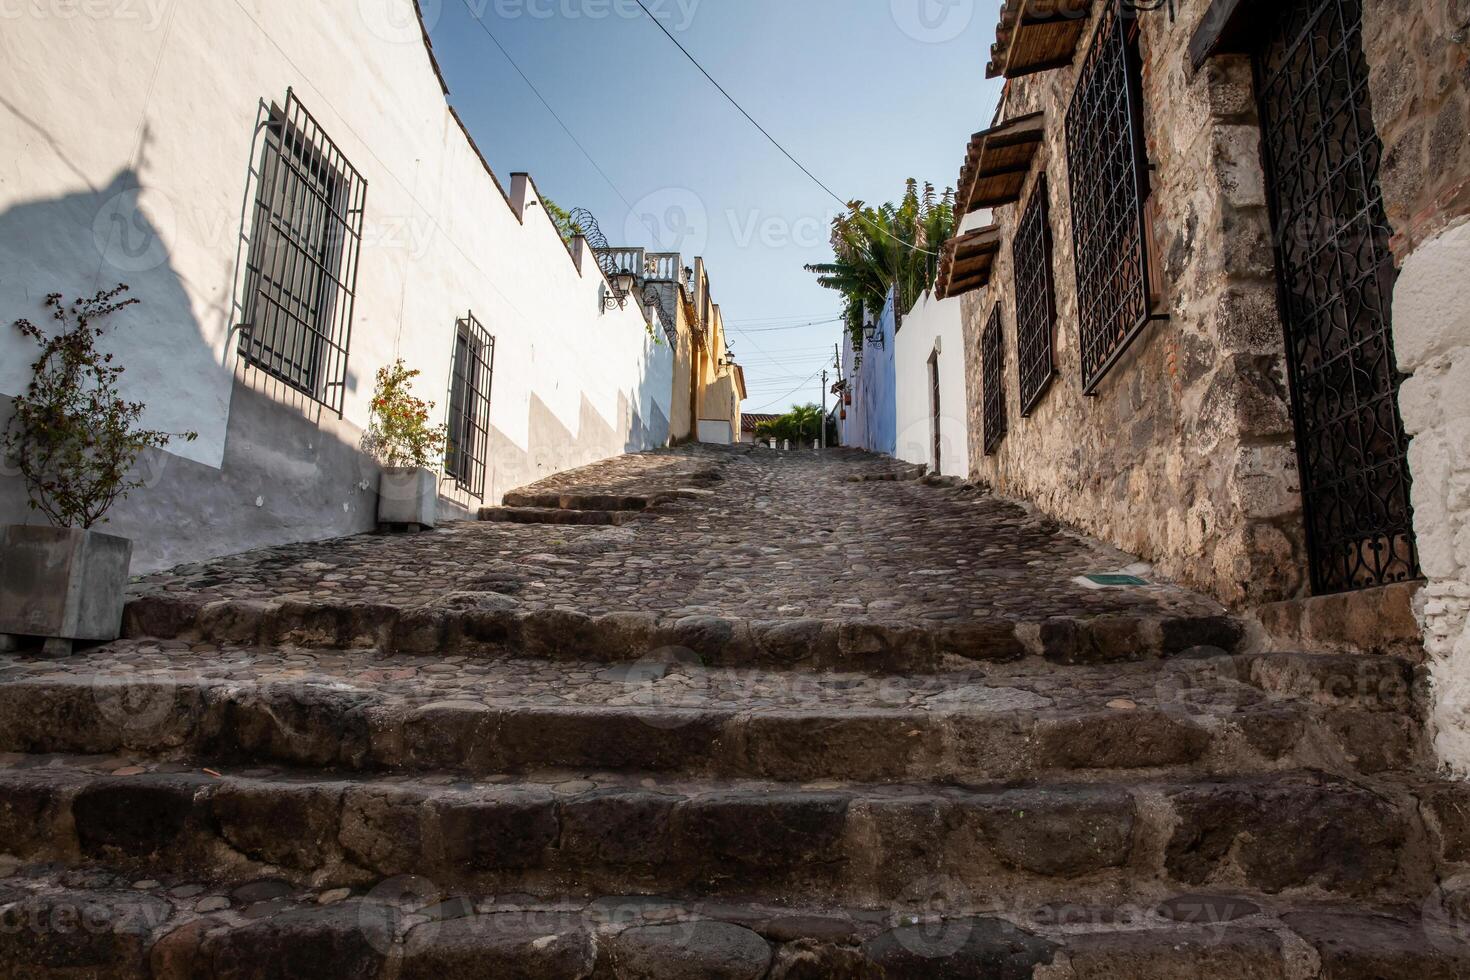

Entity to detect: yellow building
[596,249,745,445]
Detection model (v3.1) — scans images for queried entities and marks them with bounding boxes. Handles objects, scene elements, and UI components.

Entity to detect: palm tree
[805,179,956,357]
[755,404,825,443]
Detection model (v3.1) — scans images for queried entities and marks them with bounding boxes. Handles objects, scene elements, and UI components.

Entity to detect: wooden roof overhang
[936,226,1003,300]
[956,112,1046,215]
[986,0,1096,79]
[1188,0,1266,70]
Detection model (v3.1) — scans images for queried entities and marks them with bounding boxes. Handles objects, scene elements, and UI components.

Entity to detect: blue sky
[425,0,1004,412]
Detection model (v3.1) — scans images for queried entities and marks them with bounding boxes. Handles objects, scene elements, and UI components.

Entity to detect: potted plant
[1,286,196,654]
[362,360,446,531]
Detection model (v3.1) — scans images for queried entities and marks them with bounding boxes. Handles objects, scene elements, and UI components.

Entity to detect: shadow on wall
[0,163,389,574]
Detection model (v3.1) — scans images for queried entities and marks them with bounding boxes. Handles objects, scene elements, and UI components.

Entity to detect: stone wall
[1363,0,1470,772]
[961,5,1305,607]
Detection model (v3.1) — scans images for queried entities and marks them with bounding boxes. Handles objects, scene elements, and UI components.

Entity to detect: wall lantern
[602,270,638,312]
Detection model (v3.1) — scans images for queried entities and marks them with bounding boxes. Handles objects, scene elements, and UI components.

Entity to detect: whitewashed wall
[1394,219,1470,774]
[894,290,969,478]
[0,0,672,571]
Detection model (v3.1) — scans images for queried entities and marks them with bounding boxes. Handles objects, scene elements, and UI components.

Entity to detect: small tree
[542,197,585,246]
[3,286,197,530]
[755,404,825,444]
[361,360,446,469]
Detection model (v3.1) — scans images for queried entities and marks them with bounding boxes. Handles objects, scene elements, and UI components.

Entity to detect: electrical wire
[628,0,940,258]
[746,366,827,411]
[459,0,633,209]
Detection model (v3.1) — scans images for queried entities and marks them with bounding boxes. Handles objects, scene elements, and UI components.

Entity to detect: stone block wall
[1364,0,1470,773]
[961,5,1305,607]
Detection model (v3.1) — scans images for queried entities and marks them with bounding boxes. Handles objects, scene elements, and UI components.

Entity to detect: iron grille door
[240,90,367,415]
[929,351,943,473]
[1014,177,1059,415]
[446,313,495,499]
[1065,0,1154,394]
[1253,0,1420,594]
[982,306,1007,456]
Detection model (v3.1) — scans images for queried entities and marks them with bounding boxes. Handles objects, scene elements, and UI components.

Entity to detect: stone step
[3,866,1467,980]
[478,506,642,526]
[119,593,1250,667]
[0,761,1459,908]
[0,652,1428,782]
[7,862,1469,980]
[502,490,654,510]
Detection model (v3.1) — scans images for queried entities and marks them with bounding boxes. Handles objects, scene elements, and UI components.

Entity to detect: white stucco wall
[894,290,969,477]
[0,0,672,569]
[1393,219,1470,774]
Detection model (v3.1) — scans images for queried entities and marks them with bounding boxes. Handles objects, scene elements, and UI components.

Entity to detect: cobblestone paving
[0,639,1271,715]
[131,446,1225,625]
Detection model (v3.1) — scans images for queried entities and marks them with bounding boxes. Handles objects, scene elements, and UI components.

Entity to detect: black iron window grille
[1065,0,1156,395]
[982,305,1007,456]
[1253,0,1419,593]
[1013,177,1059,416]
[445,312,495,499]
[239,90,367,415]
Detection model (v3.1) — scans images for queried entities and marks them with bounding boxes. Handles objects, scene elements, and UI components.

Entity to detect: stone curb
[5,875,1463,980]
[0,766,1447,908]
[120,595,1248,670]
[0,673,1429,783]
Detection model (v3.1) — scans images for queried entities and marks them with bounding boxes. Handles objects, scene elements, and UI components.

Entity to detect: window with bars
[239,90,367,415]
[445,313,495,498]
[1013,177,1058,416]
[1064,1,1155,395]
[982,306,1007,456]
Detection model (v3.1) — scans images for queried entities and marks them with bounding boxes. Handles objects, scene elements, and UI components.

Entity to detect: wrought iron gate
[1253,0,1420,594]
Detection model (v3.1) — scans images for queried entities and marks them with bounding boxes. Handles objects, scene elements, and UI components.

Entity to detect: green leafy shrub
[3,285,197,529]
[361,360,446,469]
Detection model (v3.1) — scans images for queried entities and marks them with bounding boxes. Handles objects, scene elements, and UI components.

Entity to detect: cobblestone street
[134,445,1226,628]
[0,447,1466,977]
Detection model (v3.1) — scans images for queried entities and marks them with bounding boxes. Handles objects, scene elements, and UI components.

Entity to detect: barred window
[240,90,367,415]
[1013,177,1058,416]
[982,306,1007,456]
[446,313,495,498]
[1064,1,1154,395]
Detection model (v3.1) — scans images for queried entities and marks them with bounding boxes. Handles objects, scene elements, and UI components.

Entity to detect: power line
[628,0,940,258]
[746,366,826,411]
[629,0,844,206]
[459,0,632,209]
[626,0,934,260]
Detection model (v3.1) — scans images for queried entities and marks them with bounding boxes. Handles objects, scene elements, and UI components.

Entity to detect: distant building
[739,414,782,445]
[589,249,746,446]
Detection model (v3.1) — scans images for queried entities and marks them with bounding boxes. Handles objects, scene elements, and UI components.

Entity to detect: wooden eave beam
[985,0,1095,79]
[1189,0,1262,69]
[957,113,1046,214]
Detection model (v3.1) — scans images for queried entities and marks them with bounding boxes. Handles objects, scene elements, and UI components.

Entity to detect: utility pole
[820,369,828,450]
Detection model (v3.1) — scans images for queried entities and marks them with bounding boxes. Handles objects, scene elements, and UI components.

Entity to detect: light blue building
[836,289,899,456]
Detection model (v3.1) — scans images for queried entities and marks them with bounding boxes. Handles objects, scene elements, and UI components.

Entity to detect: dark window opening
[929,350,943,473]
[239,90,367,415]
[982,306,1007,456]
[1013,177,1059,416]
[445,312,495,499]
[1064,1,1159,395]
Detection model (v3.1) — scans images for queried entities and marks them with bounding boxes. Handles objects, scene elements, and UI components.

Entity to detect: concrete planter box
[378,467,439,528]
[0,525,133,647]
